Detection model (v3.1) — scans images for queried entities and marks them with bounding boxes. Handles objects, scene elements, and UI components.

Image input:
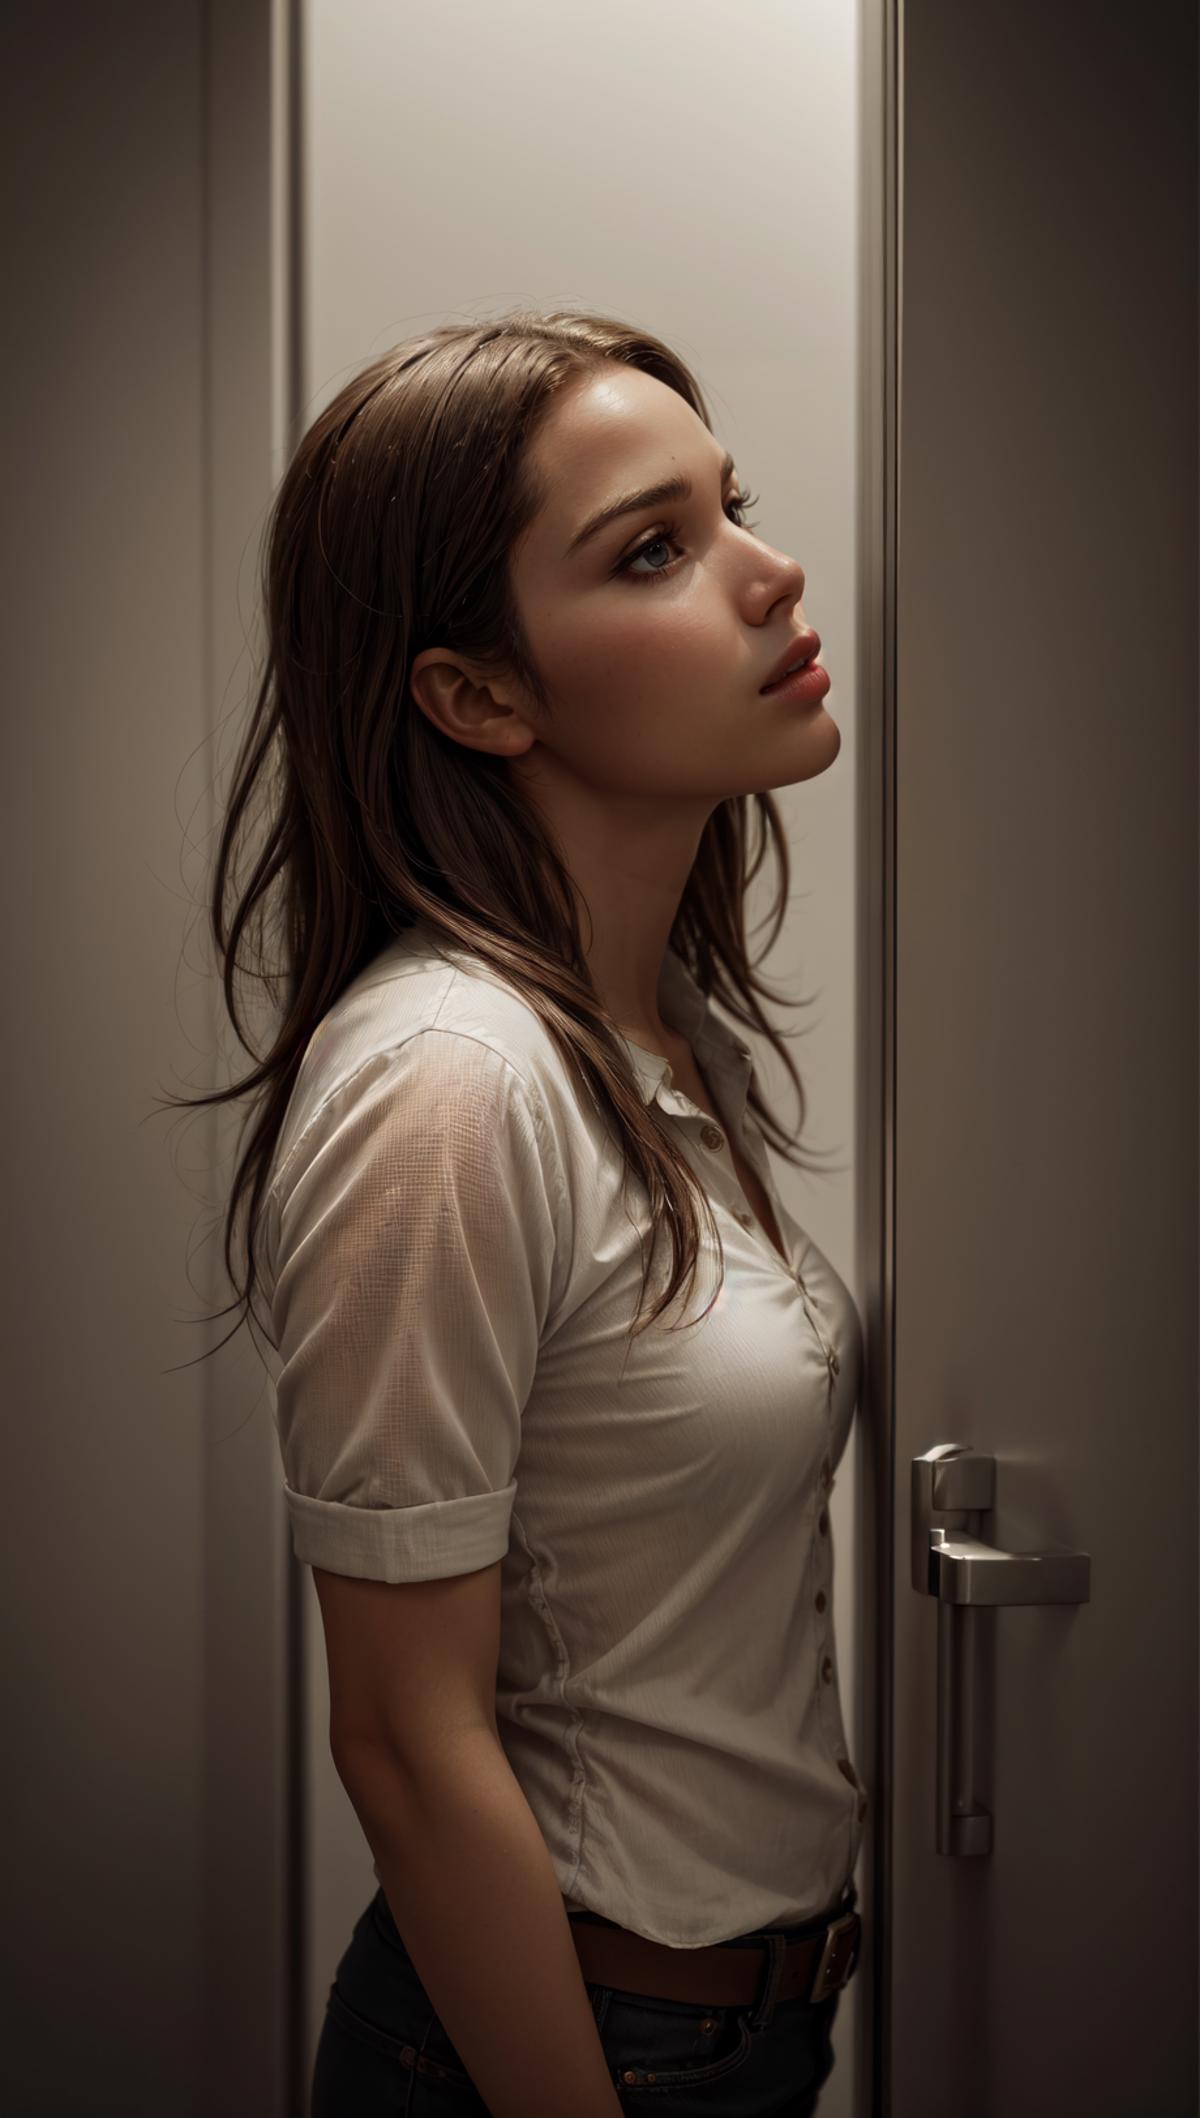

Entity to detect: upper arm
[267,1030,565,1584]
[312,1557,502,1764]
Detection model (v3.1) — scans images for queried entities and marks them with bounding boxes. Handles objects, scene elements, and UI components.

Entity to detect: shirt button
[700,1124,725,1152]
[828,1348,840,1376]
[815,1589,827,1613]
[818,1507,829,1536]
[857,1794,869,1821]
[821,1655,834,1683]
[820,1456,832,1488]
[736,1210,753,1229]
[836,1756,857,1785]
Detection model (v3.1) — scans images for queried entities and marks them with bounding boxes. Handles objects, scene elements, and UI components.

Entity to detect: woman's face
[500,363,841,805]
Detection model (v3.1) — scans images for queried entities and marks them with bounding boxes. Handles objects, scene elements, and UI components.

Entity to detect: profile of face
[410,364,841,822]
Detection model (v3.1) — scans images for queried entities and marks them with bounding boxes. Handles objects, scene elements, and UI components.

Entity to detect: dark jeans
[311,1882,854,2115]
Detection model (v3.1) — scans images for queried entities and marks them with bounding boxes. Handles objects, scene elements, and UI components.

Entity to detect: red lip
[759,630,822,693]
[762,658,831,708]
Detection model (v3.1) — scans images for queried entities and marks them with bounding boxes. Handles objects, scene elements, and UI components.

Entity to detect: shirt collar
[398,918,755,1124]
[615,946,755,1123]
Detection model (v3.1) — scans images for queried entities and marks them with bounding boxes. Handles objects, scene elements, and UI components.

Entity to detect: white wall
[299,2,866,2109]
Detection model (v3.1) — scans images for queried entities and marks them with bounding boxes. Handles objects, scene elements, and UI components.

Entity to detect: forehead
[523,367,721,541]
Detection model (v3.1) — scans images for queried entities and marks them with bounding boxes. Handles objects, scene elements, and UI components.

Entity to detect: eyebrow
[563,448,738,559]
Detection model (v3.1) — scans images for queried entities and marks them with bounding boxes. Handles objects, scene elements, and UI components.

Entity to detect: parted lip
[760,629,822,692]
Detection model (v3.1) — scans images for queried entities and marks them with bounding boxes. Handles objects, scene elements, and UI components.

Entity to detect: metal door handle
[911,1443,1091,1854]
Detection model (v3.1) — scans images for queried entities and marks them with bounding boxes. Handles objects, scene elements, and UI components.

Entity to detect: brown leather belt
[567,1901,862,2008]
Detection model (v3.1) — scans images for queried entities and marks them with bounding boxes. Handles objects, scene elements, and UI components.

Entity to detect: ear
[408,651,537,759]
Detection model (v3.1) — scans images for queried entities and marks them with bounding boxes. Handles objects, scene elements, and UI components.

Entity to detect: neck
[503,756,708,1041]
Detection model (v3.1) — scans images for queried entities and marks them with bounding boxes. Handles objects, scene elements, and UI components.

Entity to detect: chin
[800,705,841,755]
[763,709,841,790]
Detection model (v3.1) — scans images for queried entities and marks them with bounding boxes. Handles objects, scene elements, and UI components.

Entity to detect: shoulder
[269,925,581,1207]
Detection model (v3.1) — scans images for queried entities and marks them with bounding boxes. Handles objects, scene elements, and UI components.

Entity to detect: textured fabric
[262,919,866,1947]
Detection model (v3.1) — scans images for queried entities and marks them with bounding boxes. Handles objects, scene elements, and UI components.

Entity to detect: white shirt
[262,919,866,1947]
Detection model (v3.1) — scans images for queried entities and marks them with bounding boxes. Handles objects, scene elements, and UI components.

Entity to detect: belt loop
[745,1931,787,2032]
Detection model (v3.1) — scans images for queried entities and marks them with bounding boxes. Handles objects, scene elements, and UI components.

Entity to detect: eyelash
[614,490,761,586]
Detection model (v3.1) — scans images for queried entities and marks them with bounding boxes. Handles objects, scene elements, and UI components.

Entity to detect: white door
[864,3,1198,2112]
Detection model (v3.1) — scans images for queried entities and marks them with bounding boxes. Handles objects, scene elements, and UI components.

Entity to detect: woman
[179,309,865,2115]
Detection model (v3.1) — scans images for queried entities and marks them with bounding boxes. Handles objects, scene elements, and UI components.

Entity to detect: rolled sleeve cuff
[284,1480,517,1581]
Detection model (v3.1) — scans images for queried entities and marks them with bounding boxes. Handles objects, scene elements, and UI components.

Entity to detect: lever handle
[927,1529,1091,1606]
[911,1443,1091,1854]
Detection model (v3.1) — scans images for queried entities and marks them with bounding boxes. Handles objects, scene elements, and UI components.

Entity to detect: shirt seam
[508,1507,590,1901]
[265,1020,572,1253]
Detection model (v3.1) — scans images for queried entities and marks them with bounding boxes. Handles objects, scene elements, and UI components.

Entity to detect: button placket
[808,1457,863,1821]
[695,1119,789,1276]
[796,1276,839,1382]
[813,1614,863,1822]
[716,1116,798,1281]
[816,1634,852,1787]
[708,1121,846,1755]
[683,1101,845,1400]
[814,1473,836,1757]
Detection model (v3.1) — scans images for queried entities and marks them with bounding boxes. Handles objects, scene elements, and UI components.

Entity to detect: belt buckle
[808,1910,860,2000]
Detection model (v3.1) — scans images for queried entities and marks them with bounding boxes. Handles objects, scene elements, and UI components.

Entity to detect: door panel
[879,4,1197,2112]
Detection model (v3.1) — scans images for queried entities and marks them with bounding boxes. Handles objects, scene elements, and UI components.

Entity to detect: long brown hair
[160,307,840,1366]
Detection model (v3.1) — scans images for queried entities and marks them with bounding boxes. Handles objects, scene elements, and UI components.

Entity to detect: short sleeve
[266,1030,565,1582]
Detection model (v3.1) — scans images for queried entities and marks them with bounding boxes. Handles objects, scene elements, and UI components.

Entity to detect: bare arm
[334,1728,624,2118]
[313,1559,622,2118]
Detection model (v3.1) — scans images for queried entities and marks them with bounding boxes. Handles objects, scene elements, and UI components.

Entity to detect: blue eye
[615,490,761,585]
